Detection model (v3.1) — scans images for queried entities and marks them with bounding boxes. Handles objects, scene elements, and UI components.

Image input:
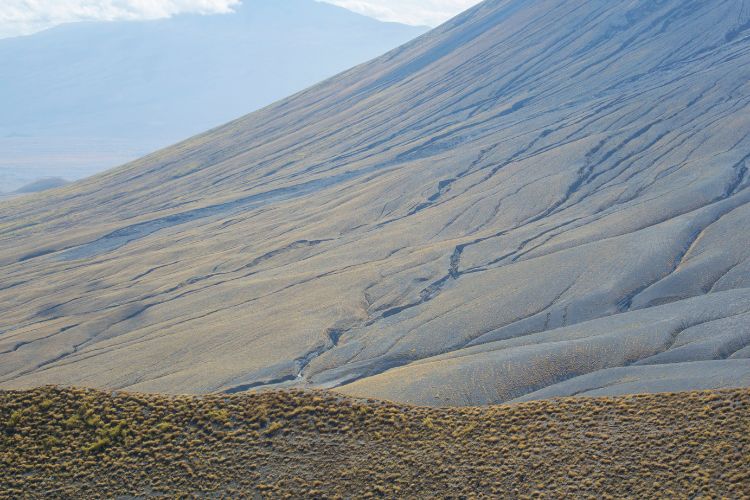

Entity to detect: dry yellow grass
[1,386,749,498]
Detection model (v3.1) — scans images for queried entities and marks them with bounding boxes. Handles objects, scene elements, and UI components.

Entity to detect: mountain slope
[0,0,425,191]
[1,0,750,404]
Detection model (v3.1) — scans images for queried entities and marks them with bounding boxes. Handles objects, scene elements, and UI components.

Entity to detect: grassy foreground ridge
[1,387,749,498]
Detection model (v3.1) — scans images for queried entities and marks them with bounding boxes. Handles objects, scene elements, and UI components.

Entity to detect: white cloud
[0,0,481,39]
[0,0,240,38]
[318,0,481,27]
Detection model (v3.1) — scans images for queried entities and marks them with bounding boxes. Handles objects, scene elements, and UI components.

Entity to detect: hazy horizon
[0,0,428,192]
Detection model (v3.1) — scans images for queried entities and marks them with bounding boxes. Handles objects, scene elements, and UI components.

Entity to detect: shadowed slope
[1,0,750,404]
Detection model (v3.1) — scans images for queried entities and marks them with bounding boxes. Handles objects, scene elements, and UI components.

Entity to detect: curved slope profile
[1,0,750,405]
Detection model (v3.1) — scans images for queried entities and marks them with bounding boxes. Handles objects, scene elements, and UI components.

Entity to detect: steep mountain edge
[0,0,426,190]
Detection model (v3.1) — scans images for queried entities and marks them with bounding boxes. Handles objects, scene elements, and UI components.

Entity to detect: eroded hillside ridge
[1,387,749,498]
[1,0,750,404]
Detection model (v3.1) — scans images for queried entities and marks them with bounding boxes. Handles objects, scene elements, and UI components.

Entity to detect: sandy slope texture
[1,0,750,404]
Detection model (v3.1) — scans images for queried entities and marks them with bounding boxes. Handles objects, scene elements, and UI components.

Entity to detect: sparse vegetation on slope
[1,387,748,498]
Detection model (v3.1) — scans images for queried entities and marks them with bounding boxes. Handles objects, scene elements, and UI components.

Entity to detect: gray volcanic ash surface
[1,0,750,405]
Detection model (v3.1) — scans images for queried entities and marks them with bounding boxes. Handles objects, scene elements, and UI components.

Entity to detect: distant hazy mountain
[14,177,70,194]
[0,0,426,192]
[0,177,70,202]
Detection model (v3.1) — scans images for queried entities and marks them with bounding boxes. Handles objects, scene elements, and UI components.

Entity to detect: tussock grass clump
[0,386,749,498]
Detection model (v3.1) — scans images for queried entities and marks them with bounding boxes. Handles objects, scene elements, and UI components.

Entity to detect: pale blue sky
[0,0,481,38]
